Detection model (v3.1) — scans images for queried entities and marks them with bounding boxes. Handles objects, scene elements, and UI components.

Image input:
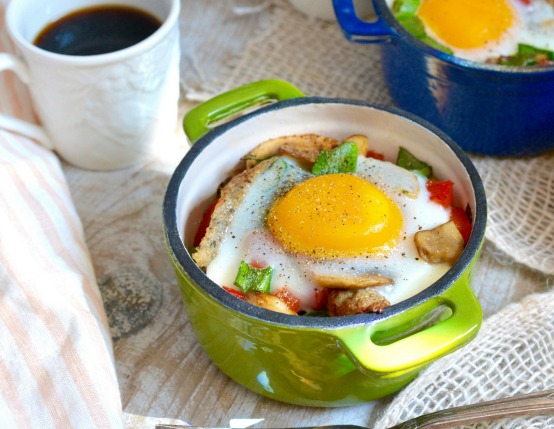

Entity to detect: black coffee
[33,5,162,56]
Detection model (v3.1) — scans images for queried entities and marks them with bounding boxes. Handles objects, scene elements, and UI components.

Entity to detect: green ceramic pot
[163,80,487,407]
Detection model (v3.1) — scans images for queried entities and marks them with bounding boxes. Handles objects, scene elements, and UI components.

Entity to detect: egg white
[205,156,452,311]
[518,0,554,52]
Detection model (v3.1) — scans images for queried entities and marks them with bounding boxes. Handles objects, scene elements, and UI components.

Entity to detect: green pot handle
[183,79,305,144]
[335,278,482,373]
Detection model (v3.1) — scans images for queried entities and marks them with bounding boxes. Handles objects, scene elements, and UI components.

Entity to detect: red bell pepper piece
[193,198,219,247]
[366,149,385,161]
[223,286,245,300]
[426,180,454,208]
[275,287,301,312]
[248,260,267,269]
[450,206,472,244]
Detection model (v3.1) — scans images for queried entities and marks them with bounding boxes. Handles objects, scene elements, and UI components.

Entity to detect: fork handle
[391,389,554,429]
[156,390,554,429]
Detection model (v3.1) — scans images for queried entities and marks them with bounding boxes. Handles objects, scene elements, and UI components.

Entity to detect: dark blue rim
[370,0,554,76]
[163,97,487,330]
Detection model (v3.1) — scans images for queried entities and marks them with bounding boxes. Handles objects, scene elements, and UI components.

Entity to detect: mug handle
[0,53,52,149]
[332,0,396,43]
[183,79,305,144]
[335,277,482,373]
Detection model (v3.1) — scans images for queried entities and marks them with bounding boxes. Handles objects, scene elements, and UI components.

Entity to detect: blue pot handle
[333,0,396,43]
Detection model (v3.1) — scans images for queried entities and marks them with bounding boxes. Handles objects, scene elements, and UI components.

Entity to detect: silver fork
[155,389,554,429]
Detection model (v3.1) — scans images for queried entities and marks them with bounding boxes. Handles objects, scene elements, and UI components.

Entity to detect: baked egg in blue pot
[333,0,554,156]
[163,80,487,406]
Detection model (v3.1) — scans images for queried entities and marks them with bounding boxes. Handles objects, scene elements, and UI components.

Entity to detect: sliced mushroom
[327,287,390,316]
[415,220,464,265]
[243,134,339,168]
[244,292,297,315]
[193,158,277,269]
[313,273,393,289]
[342,134,369,156]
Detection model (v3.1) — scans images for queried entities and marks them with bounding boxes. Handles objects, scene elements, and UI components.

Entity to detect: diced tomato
[366,150,385,161]
[248,260,267,269]
[426,180,454,208]
[518,0,531,4]
[538,59,554,67]
[193,198,219,247]
[275,287,301,312]
[313,288,328,311]
[450,206,472,244]
[223,286,245,300]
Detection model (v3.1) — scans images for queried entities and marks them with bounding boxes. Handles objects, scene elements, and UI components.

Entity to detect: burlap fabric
[180,1,554,427]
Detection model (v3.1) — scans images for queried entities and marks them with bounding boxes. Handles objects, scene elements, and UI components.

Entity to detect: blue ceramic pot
[333,0,554,157]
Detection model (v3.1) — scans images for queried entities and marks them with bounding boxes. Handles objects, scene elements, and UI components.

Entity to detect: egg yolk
[266,174,402,259]
[417,0,514,49]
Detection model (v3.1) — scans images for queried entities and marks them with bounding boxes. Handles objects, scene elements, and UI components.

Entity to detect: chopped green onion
[233,260,273,293]
[396,147,432,178]
[312,142,358,175]
[392,0,420,17]
[499,43,554,66]
[396,15,425,39]
[420,35,454,55]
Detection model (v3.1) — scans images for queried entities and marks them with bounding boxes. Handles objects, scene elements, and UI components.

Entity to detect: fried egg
[204,155,452,311]
[396,0,554,63]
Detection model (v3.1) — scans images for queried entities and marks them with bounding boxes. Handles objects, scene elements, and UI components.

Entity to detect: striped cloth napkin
[0,4,123,428]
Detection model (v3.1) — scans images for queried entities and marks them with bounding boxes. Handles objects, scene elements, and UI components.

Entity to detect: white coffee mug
[0,0,180,170]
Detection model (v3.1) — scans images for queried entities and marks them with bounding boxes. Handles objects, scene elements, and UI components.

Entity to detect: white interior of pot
[176,102,475,250]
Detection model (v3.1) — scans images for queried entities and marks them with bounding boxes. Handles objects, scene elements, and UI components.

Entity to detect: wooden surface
[63,102,553,427]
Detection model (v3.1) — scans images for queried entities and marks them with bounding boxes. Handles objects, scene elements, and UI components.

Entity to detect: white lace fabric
[374,289,554,429]
[472,155,554,275]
